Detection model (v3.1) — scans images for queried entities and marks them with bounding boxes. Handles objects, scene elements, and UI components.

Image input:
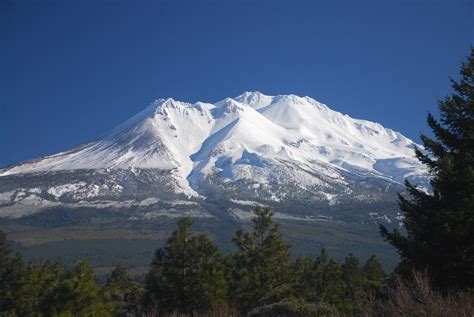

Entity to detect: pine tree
[229,206,292,313]
[14,260,63,316]
[106,264,130,295]
[380,48,474,289]
[362,255,386,293]
[0,253,25,314]
[0,230,10,274]
[319,257,345,310]
[49,261,107,315]
[146,217,226,314]
[0,230,11,312]
[292,249,344,306]
[342,253,363,306]
[103,264,145,316]
[293,256,321,302]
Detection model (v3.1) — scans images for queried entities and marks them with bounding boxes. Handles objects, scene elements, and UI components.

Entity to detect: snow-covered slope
[0,92,428,219]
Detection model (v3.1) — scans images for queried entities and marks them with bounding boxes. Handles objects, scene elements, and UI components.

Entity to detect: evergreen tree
[0,230,12,312]
[362,255,386,293]
[14,259,63,316]
[380,48,474,289]
[0,230,10,274]
[121,281,146,316]
[293,256,321,302]
[229,206,292,313]
[102,264,145,316]
[49,261,107,316]
[0,253,25,314]
[145,217,226,314]
[341,253,363,310]
[319,257,345,310]
[292,249,346,310]
[105,264,130,297]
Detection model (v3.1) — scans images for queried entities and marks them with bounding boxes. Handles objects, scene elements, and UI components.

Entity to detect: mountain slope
[0,92,428,220]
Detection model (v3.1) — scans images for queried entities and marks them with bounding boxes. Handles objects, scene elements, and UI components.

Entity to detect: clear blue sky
[1,0,472,167]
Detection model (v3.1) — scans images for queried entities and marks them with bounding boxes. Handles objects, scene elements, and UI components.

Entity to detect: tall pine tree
[102,264,145,315]
[380,48,474,289]
[0,230,10,274]
[48,261,107,316]
[229,206,293,313]
[0,230,16,314]
[145,217,226,314]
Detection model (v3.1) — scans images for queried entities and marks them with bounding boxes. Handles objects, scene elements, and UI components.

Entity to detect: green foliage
[0,208,392,316]
[0,252,25,313]
[363,255,386,293]
[0,240,110,317]
[318,256,345,308]
[292,249,387,314]
[107,264,129,290]
[0,212,392,316]
[293,249,343,307]
[0,230,12,311]
[102,264,146,316]
[46,261,108,316]
[293,256,321,301]
[228,206,293,313]
[380,48,474,290]
[145,217,226,314]
[14,260,64,315]
[0,230,10,273]
[341,253,363,307]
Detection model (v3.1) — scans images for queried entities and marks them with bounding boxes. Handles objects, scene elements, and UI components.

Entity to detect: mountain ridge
[0,91,429,220]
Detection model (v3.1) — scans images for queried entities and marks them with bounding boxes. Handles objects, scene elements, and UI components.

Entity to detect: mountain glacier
[0,92,428,221]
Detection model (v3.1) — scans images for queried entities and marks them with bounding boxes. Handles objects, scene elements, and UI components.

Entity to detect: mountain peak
[0,91,430,218]
[235,90,267,99]
[152,97,189,110]
[0,92,427,188]
[234,91,273,109]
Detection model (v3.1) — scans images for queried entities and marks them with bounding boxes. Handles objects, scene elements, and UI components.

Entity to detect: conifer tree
[380,48,474,289]
[103,264,145,315]
[0,253,25,312]
[229,206,292,313]
[293,249,341,306]
[49,261,107,315]
[341,253,363,310]
[362,255,386,293]
[293,256,322,302]
[106,264,130,296]
[0,230,10,274]
[146,217,226,314]
[0,230,11,312]
[319,257,345,310]
[14,260,63,316]
[0,232,21,314]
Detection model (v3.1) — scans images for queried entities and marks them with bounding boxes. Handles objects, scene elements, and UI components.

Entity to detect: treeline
[1,207,473,316]
[0,208,386,316]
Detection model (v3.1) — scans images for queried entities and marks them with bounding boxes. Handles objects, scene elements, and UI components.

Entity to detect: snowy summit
[0,92,428,219]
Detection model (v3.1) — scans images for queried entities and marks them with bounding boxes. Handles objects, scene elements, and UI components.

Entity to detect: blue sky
[1,0,472,167]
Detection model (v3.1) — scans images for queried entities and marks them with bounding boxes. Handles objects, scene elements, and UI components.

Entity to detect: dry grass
[373,270,474,317]
[143,303,240,317]
[141,271,474,317]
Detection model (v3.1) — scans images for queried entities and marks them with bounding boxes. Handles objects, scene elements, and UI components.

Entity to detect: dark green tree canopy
[381,48,474,290]
[0,230,10,274]
[107,264,130,290]
[229,206,293,313]
[50,261,107,315]
[145,217,226,313]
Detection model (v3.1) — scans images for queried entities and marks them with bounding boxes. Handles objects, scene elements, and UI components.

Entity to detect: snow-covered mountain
[0,92,428,221]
